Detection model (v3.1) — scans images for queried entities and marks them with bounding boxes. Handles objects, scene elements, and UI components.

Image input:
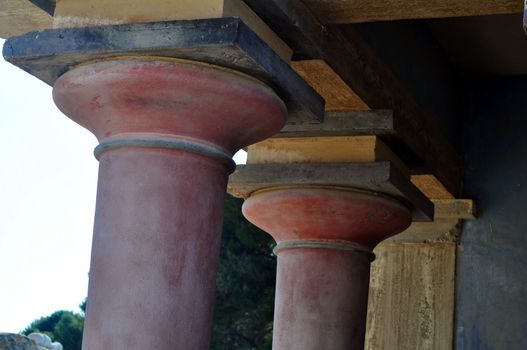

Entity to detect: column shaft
[84,149,227,349]
[273,248,371,350]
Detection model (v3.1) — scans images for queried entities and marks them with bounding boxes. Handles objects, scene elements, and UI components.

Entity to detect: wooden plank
[54,0,293,61]
[247,135,410,177]
[0,0,52,38]
[291,59,369,111]
[2,18,324,122]
[227,162,434,221]
[366,242,456,350]
[302,0,523,24]
[242,0,463,196]
[411,174,455,199]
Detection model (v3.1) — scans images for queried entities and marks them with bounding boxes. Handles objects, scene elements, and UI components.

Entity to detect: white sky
[0,38,97,332]
[0,38,246,332]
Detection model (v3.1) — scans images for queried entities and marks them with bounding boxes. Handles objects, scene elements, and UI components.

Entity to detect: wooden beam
[291,59,369,111]
[0,0,52,38]
[302,0,523,24]
[247,135,410,176]
[411,174,455,199]
[243,0,463,196]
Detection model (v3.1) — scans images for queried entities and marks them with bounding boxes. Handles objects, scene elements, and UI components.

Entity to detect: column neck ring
[274,239,375,261]
[94,136,236,172]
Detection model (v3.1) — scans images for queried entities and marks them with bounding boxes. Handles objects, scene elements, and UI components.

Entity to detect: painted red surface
[242,187,411,248]
[274,249,371,350]
[52,59,287,350]
[53,60,286,154]
[243,187,411,350]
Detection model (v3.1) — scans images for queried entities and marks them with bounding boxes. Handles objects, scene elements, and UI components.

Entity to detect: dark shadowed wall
[355,20,461,146]
[456,76,527,350]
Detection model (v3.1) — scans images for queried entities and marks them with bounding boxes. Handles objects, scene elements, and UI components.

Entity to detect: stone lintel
[2,17,324,122]
[228,161,434,222]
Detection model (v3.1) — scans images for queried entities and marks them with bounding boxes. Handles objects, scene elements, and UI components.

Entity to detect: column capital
[243,186,411,249]
[53,58,287,165]
[3,18,324,122]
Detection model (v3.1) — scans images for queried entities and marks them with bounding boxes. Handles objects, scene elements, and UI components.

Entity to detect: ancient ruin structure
[2,1,527,349]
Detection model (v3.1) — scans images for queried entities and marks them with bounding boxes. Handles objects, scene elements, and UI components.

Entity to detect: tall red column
[52,59,287,349]
[242,186,412,350]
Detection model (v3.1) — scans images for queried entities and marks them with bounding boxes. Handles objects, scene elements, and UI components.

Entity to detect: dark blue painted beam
[2,17,324,122]
[28,0,55,16]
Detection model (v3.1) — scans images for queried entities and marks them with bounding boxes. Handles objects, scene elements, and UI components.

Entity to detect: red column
[242,186,412,350]
[52,59,287,350]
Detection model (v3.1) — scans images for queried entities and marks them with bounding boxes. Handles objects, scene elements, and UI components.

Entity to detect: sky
[0,38,246,332]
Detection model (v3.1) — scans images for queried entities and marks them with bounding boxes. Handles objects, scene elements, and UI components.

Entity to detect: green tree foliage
[22,309,84,350]
[23,195,276,349]
[211,195,276,350]
[79,299,86,314]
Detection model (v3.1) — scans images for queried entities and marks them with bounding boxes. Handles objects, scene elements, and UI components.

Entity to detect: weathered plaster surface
[366,242,456,350]
[456,76,527,350]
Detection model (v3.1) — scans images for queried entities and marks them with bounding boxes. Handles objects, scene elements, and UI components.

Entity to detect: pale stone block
[27,334,52,349]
